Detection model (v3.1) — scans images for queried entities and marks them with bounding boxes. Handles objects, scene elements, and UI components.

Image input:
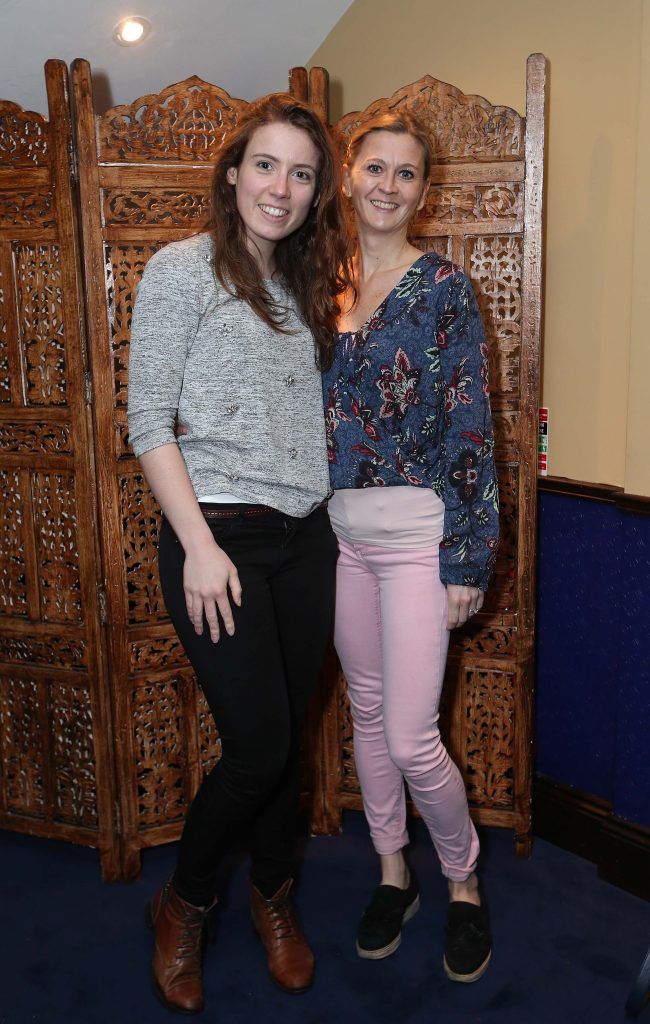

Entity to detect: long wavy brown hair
[209,93,352,370]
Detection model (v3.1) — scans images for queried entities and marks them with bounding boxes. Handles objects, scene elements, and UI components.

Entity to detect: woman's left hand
[446,584,484,630]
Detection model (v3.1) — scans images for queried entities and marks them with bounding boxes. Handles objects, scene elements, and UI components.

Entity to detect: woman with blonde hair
[323,109,499,982]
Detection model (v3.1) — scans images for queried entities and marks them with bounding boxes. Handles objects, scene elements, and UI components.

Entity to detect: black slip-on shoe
[443,886,492,983]
[356,872,420,960]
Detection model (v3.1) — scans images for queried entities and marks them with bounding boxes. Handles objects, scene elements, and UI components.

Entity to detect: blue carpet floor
[1,812,648,1024]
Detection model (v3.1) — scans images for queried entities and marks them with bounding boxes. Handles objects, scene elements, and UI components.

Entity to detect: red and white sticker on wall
[538,407,549,476]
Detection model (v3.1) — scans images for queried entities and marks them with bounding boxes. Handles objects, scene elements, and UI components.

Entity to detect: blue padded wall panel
[613,512,650,825]
[535,493,621,801]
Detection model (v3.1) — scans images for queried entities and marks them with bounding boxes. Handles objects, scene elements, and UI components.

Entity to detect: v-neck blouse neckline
[337,253,430,338]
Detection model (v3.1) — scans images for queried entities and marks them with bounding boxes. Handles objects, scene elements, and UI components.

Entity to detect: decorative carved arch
[97,76,245,163]
[0,100,49,167]
[334,75,524,163]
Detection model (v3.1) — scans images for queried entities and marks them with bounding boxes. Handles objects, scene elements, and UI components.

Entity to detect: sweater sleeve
[127,243,201,458]
[436,270,499,591]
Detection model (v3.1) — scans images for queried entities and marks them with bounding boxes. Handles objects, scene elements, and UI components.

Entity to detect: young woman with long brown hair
[128,93,350,1014]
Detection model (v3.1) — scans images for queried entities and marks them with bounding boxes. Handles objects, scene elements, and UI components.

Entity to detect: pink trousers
[334,537,479,881]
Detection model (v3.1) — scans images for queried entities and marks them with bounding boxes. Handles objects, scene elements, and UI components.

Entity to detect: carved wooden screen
[71,61,252,878]
[0,61,119,876]
[292,58,546,854]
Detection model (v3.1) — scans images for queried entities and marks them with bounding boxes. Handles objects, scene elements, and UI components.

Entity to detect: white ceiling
[0,0,353,114]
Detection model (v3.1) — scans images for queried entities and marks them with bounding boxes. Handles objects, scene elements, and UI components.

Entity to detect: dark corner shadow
[328,77,344,125]
[91,70,115,114]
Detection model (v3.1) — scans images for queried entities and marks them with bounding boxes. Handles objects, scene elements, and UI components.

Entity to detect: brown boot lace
[165,882,208,964]
[176,913,205,963]
[265,894,298,941]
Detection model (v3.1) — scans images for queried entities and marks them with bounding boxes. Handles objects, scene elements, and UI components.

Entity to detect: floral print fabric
[322,252,499,590]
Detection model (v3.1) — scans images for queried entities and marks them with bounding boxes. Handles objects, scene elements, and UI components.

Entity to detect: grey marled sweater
[127,234,330,517]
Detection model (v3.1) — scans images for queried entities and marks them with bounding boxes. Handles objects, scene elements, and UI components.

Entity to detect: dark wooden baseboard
[533,775,650,901]
[539,476,650,515]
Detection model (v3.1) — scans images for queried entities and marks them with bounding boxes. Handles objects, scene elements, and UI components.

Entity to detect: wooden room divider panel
[71,61,251,877]
[291,58,546,854]
[0,57,543,878]
[0,61,119,877]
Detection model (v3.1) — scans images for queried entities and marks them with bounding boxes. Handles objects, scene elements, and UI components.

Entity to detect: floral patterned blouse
[322,252,499,591]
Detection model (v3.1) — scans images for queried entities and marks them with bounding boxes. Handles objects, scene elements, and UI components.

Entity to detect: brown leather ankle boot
[146,879,215,1014]
[249,878,314,993]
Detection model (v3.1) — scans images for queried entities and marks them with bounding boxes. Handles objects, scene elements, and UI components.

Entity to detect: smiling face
[344,129,428,238]
[226,122,320,269]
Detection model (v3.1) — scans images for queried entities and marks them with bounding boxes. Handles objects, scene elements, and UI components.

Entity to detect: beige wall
[627,0,650,495]
[310,0,649,492]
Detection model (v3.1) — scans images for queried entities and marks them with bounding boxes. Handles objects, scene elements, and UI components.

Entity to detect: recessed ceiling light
[113,16,151,46]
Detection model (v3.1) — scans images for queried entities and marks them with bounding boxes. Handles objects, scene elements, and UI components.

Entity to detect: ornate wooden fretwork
[0,420,72,454]
[104,190,210,227]
[0,674,45,815]
[14,243,67,406]
[0,102,49,166]
[468,235,522,398]
[32,471,83,622]
[0,468,29,617]
[0,266,10,401]
[106,244,159,406]
[0,64,118,878]
[131,676,191,828]
[463,668,515,807]
[422,184,523,223]
[119,470,166,624]
[129,634,186,674]
[97,77,244,162]
[49,679,99,826]
[0,632,87,669]
[0,190,56,229]
[334,76,524,163]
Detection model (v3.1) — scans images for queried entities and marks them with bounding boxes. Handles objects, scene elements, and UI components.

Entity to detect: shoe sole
[270,975,313,996]
[150,969,205,1015]
[443,949,492,983]
[356,893,420,960]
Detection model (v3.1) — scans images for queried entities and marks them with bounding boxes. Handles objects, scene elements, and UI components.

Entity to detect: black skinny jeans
[158,504,337,906]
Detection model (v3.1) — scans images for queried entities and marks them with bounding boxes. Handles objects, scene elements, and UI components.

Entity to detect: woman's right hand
[183,539,242,643]
[137,443,242,642]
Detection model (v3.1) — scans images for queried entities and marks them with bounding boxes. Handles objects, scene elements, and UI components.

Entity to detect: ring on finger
[469,607,478,616]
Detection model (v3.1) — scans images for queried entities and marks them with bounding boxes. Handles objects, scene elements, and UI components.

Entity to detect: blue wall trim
[535,492,649,827]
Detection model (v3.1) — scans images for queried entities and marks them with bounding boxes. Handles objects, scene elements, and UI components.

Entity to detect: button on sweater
[128,233,330,518]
